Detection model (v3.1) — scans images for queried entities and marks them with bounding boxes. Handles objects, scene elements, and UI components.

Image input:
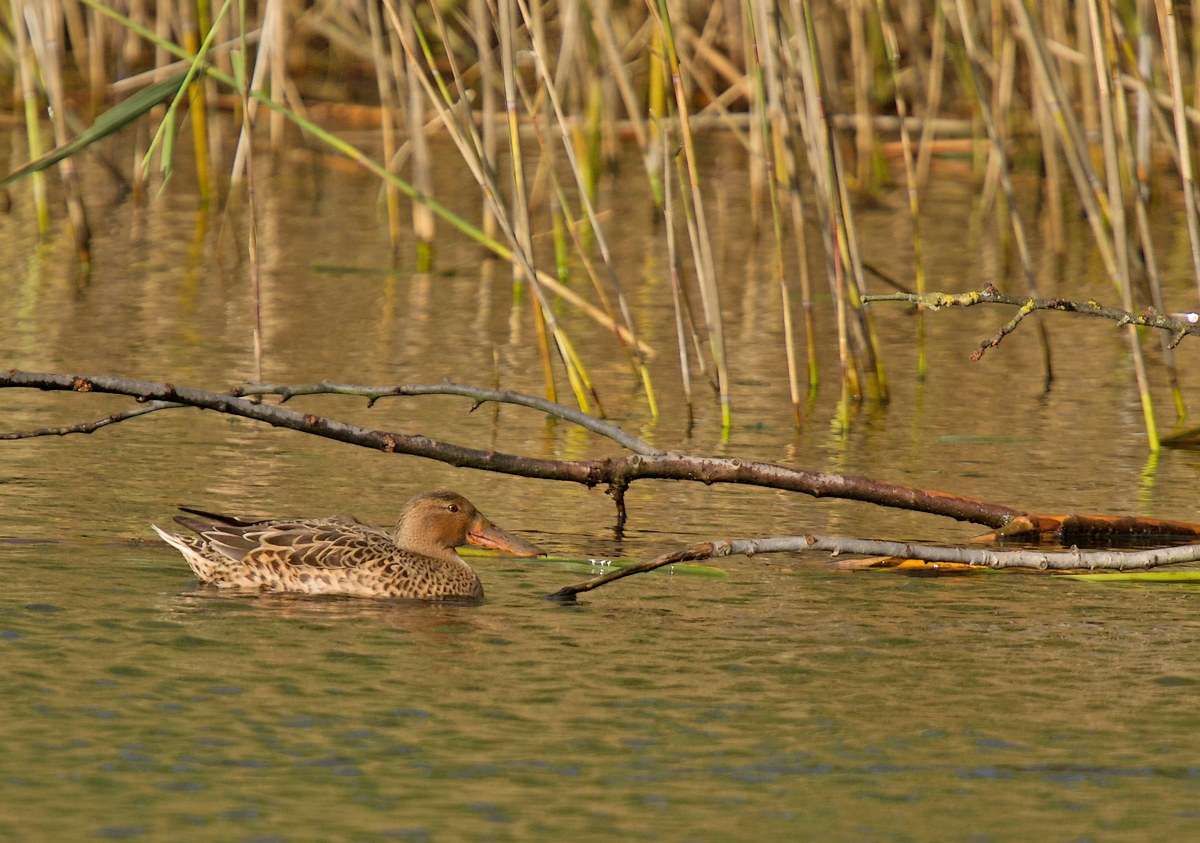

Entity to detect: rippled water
[5,541,1200,839]
[5,132,1200,839]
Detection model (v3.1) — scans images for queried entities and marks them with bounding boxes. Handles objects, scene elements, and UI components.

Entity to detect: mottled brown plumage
[152,491,543,600]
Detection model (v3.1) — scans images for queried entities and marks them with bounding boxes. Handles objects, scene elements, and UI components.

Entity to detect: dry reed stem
[11,0,51,234]
[515,0,656,416]
[399,3,433,268]
[915,3,948,190]
[467,0,499,241]
[396,0,603,412]
[233,26,264,384]
[747,0,801,427]
[952,0,1052,387]
[1154,0,1200,307]
[876,0,926,379]
[650,0,730,431]
[659,120,694,422]
[17,0,1200,445]
[1084,0,1157,448]
[366,0,402,256]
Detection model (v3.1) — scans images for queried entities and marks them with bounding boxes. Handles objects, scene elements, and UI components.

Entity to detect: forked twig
[233,380,660,455]
[0,400,182,439]
[864,287,1200,356]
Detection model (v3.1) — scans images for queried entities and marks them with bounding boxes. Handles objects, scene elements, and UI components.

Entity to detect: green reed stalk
[366,2,638,362]
[984,0,1155,445]
[658,120,694,423]
[400,0,603,413]
[831,136,888,402]
[789,4,882,403]
[515,0,657,417]
[184,0,212,204]
[1132,1,1184,421]
[789,0,857,406]
[30,1,91,265]
[769,23,819,394]
[497,0,557,404]
[583,73,604,215]
[11,0,51,235]
[648,24,666,204]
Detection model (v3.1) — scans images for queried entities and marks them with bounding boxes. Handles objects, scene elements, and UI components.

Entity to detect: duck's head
[393,490,544,558]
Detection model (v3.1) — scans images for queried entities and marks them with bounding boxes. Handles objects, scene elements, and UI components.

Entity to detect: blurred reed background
[2,1,1198,446]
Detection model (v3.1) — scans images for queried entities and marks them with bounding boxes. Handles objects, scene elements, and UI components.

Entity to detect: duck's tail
[152,524,222,583]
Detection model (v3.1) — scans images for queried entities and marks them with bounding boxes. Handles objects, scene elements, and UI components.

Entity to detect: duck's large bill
[467,520,544,557]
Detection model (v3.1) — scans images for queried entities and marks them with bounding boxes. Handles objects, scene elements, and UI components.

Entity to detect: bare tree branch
[547,534,1200,598]
[0,400,182,439]
[863,285,1200,356]
[0,369,1025,528]
[232,380,660,455]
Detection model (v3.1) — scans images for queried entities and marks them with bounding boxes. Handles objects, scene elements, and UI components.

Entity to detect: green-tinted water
[4,134,1200,839]
[4,545,1200,840]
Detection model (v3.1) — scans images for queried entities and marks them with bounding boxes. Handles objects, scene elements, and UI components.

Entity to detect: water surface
[3,133,1200,839]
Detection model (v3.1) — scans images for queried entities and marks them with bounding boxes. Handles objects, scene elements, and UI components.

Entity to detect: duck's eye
[446,503,459,513]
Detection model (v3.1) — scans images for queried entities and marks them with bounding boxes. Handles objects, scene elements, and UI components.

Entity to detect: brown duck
[152,490,543,600]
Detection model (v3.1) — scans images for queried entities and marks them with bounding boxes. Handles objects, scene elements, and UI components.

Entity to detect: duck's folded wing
[251,524,395,569]
[177,518,393,570]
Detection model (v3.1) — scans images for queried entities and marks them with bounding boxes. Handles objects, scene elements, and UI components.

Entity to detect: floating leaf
[833,556,991,575]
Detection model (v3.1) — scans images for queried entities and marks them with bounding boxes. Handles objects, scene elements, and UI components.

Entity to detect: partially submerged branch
[547,534,1200,598]
[863,286,1200,357]
[8,370,1200,547]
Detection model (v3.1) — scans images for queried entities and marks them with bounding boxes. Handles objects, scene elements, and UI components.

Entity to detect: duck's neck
[392,528,461,562]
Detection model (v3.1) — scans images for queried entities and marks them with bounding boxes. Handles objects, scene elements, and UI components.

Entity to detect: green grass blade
[0,73,187,192]
[1064,571,1200,582]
